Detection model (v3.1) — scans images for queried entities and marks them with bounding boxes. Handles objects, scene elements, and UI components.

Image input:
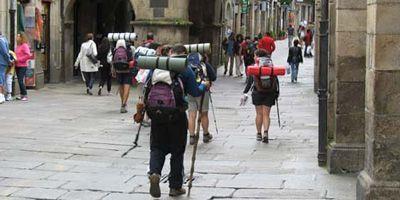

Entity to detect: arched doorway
[64,0,135,78]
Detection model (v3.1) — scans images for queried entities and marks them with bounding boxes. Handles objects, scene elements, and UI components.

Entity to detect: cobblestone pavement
[0,39,356,200]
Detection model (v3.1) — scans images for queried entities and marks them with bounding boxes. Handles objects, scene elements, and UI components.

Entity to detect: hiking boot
[149,173,161,198]
[169,187,186,197]
[203,133,213,143]
[256,133,262,141]
[189,135,197,145]
[120,105,127,113]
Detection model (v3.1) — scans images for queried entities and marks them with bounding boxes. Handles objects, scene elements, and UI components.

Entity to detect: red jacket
[258,36,276,55]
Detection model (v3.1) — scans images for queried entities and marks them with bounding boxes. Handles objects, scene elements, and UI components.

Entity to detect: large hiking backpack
[254,57,279,95]
[144,69,186,123]
[113,47,129,72]
[187,53,207,83]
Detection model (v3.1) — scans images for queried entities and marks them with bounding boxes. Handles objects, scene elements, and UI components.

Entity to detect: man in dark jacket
[147,45,209,198]
[287,39,303,83]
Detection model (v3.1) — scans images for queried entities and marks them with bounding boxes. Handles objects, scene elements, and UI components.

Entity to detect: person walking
[287,39,303,83]
[111,39,133,113]
[241,49,279,143]
[258,32,276,57]
[0,32,11,104]
[74,33,99,95]
[242,36,256,76]
[187,52,217,145]
[287,24,295,48]
[234,34,244,77]
[97,37,112,96]
[15,33,32,101]
[304,29,313,57]
[225,33,235,76]
[144,45,209,198]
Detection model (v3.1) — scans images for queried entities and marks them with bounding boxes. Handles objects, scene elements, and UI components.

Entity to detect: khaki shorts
[188,92,210,112]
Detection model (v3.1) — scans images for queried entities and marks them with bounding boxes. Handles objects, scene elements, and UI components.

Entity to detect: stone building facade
[316,0,400,198]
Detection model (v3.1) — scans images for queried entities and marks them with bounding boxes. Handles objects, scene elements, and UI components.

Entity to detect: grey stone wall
[357,0,400,198]
[327,0,366,173]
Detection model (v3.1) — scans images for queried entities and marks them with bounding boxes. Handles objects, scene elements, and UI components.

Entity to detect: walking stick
[276,98,281,129]
[121,118,143,157]
[208,92,219,135]
[187,92,205,196]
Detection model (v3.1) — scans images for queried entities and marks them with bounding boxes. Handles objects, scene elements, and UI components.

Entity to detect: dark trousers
[99,65,112,92]
[149,112,188,189]
[83,72,96,90]
[16,67,27,96]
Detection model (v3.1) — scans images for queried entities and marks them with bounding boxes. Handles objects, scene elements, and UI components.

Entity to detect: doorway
[71,0,135,76]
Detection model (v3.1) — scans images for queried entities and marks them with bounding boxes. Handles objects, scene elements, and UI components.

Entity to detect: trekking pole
[187,92,205,196]
[208,92,219,135]
[121,116,144,157]
[276,98,281,129]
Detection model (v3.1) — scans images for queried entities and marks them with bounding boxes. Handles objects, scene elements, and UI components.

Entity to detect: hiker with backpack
[187,52,217,145]
[287,39,303,83]
[111,39,134,113]
[142,44,210,198]
[74,33,99,95]
[241,49,279,143]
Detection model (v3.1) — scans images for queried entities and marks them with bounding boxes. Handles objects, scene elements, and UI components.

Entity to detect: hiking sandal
[256,133,262,141]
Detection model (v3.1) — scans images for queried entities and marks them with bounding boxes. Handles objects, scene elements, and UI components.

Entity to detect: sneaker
[120,105,127,113]
[20,96,28,101]
[107,92,113,96]
[142,120,151,127]
[5,93,12,101]
[256,133,262,141]
[203,133,213,143]
[86,89,93,95]
[169,187,186,197]
[0,94,5,104]
[149,173,161,198]
[16,96,22,100]
[189,135,197,145]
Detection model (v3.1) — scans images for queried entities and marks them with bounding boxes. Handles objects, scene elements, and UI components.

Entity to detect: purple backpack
[113,47,129,71]
[145,75,185,123]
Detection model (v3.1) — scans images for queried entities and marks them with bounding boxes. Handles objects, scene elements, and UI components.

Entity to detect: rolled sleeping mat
[107,33,137,42]
[247,65,286,77]
[184,43,211,54]
[137,56,187,73]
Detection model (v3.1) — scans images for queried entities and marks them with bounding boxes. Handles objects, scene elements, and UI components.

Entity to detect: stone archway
[225,1,234,30]
[64,0,135,79]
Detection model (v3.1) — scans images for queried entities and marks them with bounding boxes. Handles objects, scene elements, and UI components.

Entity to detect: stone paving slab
[0,39,356,199]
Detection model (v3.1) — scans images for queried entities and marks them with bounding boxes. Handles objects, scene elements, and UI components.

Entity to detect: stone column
[0,1,9,38]
[357,0,400,198]
[327,0,366,173]
[131,0,190,44]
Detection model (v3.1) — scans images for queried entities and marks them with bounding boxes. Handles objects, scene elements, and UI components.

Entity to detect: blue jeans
[82,72,95,89]
[0,65,6,87]
[16,67,27,96]
[290,63,299,82]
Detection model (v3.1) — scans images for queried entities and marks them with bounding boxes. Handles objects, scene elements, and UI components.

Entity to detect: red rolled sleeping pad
[246,64,286,77]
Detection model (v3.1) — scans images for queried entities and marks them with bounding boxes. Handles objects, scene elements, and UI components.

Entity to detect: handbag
[286,63,291,75]
[107,50,112,64]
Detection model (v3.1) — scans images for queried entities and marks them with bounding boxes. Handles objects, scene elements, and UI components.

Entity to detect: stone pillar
[327,0,366,173]
[326,0,336,147]
[132,0,190,44]
[0,1,9,38]
[357,0,400,198]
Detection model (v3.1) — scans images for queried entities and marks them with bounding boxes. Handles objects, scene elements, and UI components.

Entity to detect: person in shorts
[241,49,279,143]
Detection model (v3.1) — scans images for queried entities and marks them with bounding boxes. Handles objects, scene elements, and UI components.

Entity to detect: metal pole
[318,0,328,167]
